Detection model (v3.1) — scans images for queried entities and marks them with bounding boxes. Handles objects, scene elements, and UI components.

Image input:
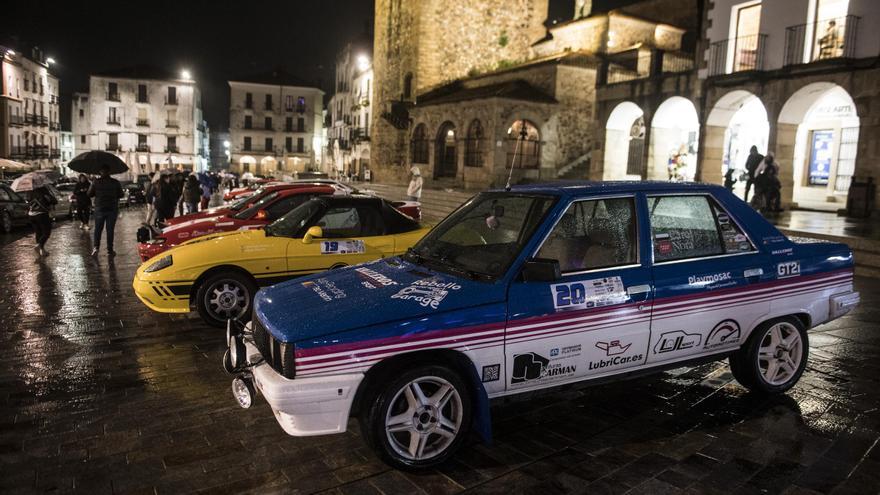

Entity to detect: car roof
[274,185,337,196]
[496,180,728,197]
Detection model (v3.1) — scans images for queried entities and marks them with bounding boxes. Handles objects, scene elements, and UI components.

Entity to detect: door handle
[744,268,763,278]
[627,284,652,296]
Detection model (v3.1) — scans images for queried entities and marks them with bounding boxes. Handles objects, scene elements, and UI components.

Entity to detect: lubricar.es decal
[589,340,644,371]
[704,319,741,350]
[510,352,576,384]
[654,330,701,354]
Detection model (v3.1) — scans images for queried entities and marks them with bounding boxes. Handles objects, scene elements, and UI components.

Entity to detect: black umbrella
[68,151,129,175]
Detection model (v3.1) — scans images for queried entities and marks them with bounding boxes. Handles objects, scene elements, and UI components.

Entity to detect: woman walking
[183,174,200,214]
[73,174,92,229]
[29,185,57,257]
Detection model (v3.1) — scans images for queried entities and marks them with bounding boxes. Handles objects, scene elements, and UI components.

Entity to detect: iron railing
[136,144,151,152]
[107,92,120,102]
[708,34,767,76]
[166,121,179,128]
[165,145,179,153]
[137,118,149,126]
[784,15,859,66]
[105,144,121,152]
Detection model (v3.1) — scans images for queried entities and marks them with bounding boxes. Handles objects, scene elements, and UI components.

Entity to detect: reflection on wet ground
[1,208,878,494]
[770,209,880,240]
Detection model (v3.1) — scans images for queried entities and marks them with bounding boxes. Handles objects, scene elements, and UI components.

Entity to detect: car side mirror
[521,258,561,282]
[303,226,323,244]
[254,209,268,220]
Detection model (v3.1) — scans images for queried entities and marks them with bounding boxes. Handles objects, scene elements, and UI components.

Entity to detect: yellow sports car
[133,195,430,327]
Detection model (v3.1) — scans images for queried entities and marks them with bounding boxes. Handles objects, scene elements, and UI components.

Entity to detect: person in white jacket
[407,166,423,201]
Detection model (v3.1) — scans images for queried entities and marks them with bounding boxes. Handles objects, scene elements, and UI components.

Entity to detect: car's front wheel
[1,211,12,233]
[729,316,808,394]
[361,365,472,470]
[195,271,257,328]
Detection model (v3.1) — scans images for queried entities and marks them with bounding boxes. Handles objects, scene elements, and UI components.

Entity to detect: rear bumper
[830,291,860,319]
[243,339,363,436]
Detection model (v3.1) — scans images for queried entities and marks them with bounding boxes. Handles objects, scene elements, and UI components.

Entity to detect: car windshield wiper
[420,254,491,281]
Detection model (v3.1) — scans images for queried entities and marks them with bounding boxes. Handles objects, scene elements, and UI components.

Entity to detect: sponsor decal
[551,277,626,311]
[777,261,800,278]
[510,352,576,384]
[302,278,346,302]
[390,278,461,309]
[653,330,701,354]
[771,247,794,256]
[655,233,673,255]
[595,340,631,356]
[354,267,398,289]
[549,345,582,358]
[481,364,501,383]
[704,319,741,349]
[179,232,190,239]
[321,240,366,255]
[763,235,787,245]
[717,213,730,225]
[688,272,733,286]
[589,339,644,371]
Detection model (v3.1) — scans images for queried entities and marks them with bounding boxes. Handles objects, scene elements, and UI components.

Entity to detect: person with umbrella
[12,172,56,256]
[69,151,128,257]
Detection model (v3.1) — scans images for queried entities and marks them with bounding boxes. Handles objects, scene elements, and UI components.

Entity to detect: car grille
[252,315,296,379]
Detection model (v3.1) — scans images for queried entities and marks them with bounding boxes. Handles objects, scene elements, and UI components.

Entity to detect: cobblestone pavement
[1,208,878,495]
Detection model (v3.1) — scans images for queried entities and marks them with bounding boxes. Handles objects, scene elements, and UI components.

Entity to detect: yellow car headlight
[144,255,173,273]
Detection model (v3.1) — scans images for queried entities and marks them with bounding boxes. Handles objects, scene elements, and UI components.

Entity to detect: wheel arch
[189,264,259,307]
[350,348,492,442]
[743,311,812,345]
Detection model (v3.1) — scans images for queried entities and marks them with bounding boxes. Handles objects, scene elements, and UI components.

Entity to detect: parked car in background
[226,181,859,469]
[54,183,77,218]
[125,183,147,205]
[0,183,29,233]
[133,195,430,327]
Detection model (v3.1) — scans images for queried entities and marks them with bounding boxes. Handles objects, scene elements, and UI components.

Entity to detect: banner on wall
[808,129,834,186]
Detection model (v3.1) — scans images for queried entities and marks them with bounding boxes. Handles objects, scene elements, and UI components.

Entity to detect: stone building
[227,70,323,177]
[0,46,62,173]
[71,65,206,176]
[327,39,373,180]
[370,0,696,189]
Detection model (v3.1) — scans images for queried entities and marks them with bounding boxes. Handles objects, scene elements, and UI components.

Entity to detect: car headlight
[144,255,173,272]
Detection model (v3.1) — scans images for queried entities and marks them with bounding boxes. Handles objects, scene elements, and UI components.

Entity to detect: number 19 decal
[777,261,800,278]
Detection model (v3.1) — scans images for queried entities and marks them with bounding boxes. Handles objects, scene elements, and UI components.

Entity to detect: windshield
[229,188,264,211]
[264,198,324,238]
[407,193,556,280]
[234,191,280,219]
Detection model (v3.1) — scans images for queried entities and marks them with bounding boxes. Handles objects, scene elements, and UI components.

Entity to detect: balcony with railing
[107,92,120,102]
[602,49,694,84]
[105,144,121,152]
[50,149,60,159]
[708,34,768,76]
[49,122,60,131]
[165,145,179,153]
[352,127,370,142]
[38,115,48,127]
[107,117,121,125]
[784,15,859,66]
[136,144,150,152]
[24,113,37,125]
[137,118,149,126]
[10,146,25,159]
[165,96,178,105]
[9,115,23,126]
[166,120,179,128]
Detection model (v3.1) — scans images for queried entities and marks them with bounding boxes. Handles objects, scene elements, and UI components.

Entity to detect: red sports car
[138,185,337,261]
[165,183,312,226]
[223,179,277,201]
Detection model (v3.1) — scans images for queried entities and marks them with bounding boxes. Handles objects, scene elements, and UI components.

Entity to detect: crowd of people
[144,171,220,227]
[724,145,783,214]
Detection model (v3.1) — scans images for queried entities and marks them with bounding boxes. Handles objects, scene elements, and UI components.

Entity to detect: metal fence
[708,34,767,76]
[784,15,859,66]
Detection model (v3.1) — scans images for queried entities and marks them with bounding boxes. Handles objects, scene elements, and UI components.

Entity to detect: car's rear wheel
[1,211,12,233]
[361,365,471,470]
[195,271,257,328]
[729,316,808,394]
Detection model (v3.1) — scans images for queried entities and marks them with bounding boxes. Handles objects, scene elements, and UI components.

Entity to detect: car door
[286,202,389,272]
[505,195,653,392]
[647,193,771,366]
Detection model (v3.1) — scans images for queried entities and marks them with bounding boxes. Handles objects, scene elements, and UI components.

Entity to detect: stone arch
[259,156,277,176]
[434,121,458,179]
[649,96,700,181]
[704,90,769,197]
[238,155,256,174]
[410,122,429,165]
[603,101,645,180]
[504,119,541,169]
[776,82,859,209]
[465,119,485,167]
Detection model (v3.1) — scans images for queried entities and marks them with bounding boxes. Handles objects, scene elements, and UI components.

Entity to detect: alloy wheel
[757,321,803,386]
[207,281,248,319]
[384,376,463,462]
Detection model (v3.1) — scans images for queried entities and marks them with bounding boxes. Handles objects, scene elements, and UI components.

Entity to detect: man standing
[743,146,764,203]
[406,166,423,202]
[88,165,124,256]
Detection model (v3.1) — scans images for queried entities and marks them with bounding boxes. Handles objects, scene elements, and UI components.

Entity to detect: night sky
[0,0,640,132]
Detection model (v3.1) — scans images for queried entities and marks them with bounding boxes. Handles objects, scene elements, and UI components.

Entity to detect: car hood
[166,207,229,225]
[163,215,251,243]
[254,257,505,343]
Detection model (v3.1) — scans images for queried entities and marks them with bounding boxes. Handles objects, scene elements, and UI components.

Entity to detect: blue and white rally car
[225,181,859,469]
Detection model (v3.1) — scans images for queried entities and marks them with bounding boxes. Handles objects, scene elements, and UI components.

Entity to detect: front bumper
[239,338,363,436]
[132,276,192,313]
[830,290,860,319]
[138,241,169,262]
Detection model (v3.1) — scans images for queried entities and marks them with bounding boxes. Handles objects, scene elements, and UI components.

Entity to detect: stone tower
[370,0,550,183]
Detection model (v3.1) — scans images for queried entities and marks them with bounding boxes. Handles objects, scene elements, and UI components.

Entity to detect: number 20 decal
[777,261,800,278]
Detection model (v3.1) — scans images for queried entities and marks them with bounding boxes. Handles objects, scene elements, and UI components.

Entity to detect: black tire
[195,271,257,328]
[360,364,472,470]
[0,211,12,233]
[729,316,808,394]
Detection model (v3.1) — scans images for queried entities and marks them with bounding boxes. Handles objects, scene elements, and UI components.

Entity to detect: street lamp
[46,57,56,64]
[181,69,192,80]
[356,54,370,72]
[223,140,230,148]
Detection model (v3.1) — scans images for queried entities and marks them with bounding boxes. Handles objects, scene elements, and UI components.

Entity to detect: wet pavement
[1,208,879,495]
